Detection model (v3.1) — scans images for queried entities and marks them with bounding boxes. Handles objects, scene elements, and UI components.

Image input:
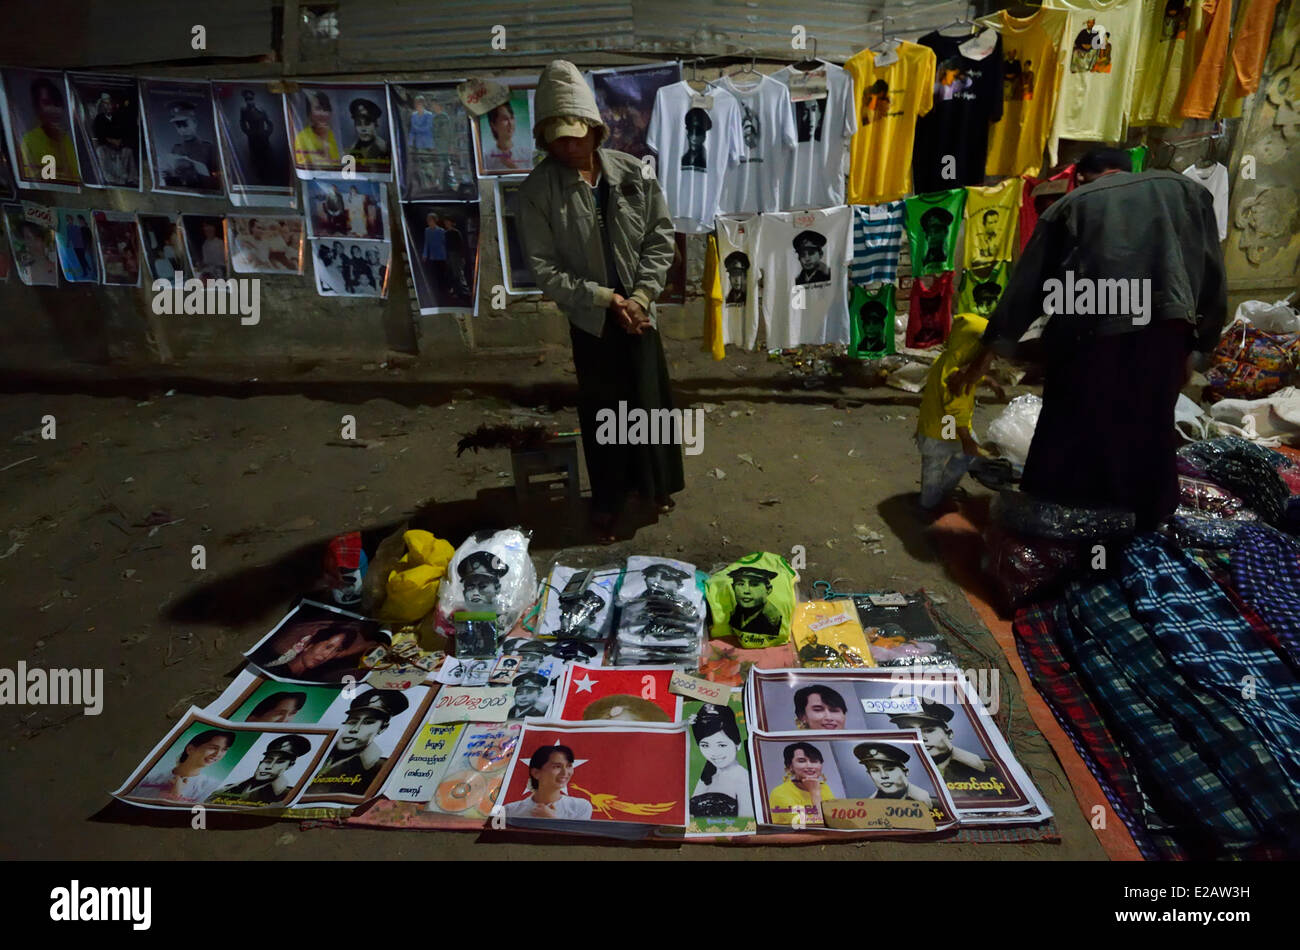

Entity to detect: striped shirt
[850,201,904,286]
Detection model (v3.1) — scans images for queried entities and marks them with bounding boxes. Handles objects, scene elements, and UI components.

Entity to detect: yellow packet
[792,601,875,668]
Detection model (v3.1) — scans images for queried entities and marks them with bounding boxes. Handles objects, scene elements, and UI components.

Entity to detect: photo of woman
[689,704,753,820]
[473,88,539,176]
[245,602,391,686]
[132,728,236,804]
[767,741,836,826]
[502,745,594,819]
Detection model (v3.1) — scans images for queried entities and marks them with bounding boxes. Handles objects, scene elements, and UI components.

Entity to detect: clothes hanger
[684,58,711,92]
[935,3,980,36]
[867,16,897,53]
[793,37,822,71]
[729,49,762,82]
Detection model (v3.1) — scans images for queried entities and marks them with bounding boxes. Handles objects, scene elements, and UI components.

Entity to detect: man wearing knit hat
[517,60,682,544]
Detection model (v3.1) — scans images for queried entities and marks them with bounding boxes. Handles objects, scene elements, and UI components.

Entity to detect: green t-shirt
[705,552,797,649]
[1128,145,1149,173]
[904,189,966,276]
[955,261,1008,318]
[849,283,896,360]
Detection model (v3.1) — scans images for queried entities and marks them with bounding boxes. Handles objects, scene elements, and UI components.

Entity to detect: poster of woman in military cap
[139,78,224,197]
[286,83,393,180]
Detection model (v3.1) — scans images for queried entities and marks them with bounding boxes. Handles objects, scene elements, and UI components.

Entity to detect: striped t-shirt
[850,201,904,286]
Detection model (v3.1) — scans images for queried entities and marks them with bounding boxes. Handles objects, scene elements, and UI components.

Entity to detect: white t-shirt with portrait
[771,62,859,211]
[754,205,853,348]
[714,74,797,215]
[646,81,744,233]
[715,213,760,349]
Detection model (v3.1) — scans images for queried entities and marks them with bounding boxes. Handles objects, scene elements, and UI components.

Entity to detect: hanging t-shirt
[963,178,1023,267]
[849,283,897,359]
[754,205,853,348]
[850,201,905,286]
[1127,144,1148,172]
[715,213,761,349]
[646,81,744,233]
[956,261,1009,317]
[769,62,858,211]
[705,552,798,648]
[984,8,1069,177]
[1046,0,1145,142]
[906,271,954,349]
[714,74,797,214]
[1224,0,1282,98]
[904,189,966,276]
[1130,0,1205,127]
[1019,164,1075,251]
[912,29,1005,193]
[1182,162,1229,241]
[845,41,937,205]
[703,233,726,360]
[1180,0,1233,118]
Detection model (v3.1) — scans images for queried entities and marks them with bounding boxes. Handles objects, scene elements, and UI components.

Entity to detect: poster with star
[557,664,682,723]
[498,721,688,836]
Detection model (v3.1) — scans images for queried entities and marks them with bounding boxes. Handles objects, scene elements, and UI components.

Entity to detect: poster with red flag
[557,664,681,723]
[498,721,687,833]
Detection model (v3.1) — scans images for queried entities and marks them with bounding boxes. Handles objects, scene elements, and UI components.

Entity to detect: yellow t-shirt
[703,233,725,360]
[1046,0,1146,143]
[963,179,1023,268]
[985,8,1069,177]
[293,126,339,167]
[845,42,935,205]
[1131,0,1206,126]
[917,313,989,439]
[767,778,836,825]
[20,126,80,183]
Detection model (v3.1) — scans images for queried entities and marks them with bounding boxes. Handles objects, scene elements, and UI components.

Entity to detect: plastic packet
[436,527,538,633]
[985,394,1042,468]
[992,490,1136,541]
[536,563,622,640]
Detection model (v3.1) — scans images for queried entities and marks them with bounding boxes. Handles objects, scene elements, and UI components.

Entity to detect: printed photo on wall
[92,209,141,287]
[140,78,224,198]
[587,62,681,161]
[493,177,537,295]
[749,730,959,831]
[3,202,59,286]
[0,67,82,190]
[54,208,98,283]
[212,81,295,208]
[245,599,393,685]
[287,83,393,180]
[498,721,688,836]
[228,214,304,274]
[311,238,390,298]
[65,72,140,190]
[685,694,756,836]
[400,200,479,314]
[113,707,334,811]
[388,83,478,201]
[137,213,189,287]
[471,87,541,177]
[180,214,228,280]
[303,177,388,240]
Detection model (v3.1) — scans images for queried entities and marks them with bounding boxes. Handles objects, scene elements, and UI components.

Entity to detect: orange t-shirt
[1227,0,1282,97]
[1180,0,1234,118]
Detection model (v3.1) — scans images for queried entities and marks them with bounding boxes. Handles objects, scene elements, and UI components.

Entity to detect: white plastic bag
[986,394,1043,468]
[1174,393,1208,442]
[1232,299,1300,335]
[436,527,538,630]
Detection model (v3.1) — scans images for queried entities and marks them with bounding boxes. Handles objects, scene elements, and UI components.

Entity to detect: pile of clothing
[609,556,707,667]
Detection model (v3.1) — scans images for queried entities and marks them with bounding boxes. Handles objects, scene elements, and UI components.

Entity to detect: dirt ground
[0,335,1108,861]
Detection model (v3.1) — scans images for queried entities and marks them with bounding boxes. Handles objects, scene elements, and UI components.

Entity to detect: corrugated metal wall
[0,0,274,68]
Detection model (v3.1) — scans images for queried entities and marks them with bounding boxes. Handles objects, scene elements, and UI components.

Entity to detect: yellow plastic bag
[378,531,455,622]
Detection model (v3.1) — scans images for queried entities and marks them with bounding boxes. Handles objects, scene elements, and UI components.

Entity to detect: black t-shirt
[912,30,1004,193]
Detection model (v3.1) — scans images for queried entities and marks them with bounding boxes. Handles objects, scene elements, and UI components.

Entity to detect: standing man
[344,185,368,236]
[307,689,409,794]
[208,735,312,805]
[239,89,275,182]
[951,149,1226,529]
[517,60,682,543]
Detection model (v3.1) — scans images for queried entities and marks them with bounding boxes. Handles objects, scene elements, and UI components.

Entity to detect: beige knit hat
[531,60,608,150]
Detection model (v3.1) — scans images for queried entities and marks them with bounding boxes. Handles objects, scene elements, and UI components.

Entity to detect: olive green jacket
[516,148,676,337]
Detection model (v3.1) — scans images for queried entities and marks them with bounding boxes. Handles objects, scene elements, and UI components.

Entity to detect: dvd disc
[435,770,486,813]
[471,736,517,773]
[477,775,503,814]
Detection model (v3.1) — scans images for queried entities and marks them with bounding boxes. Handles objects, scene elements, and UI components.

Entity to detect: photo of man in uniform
[643,563,690,598]
[856,299,889,353]
[207,734,312,805]
[887,699,1006,799]
[854,742,933,806]
[974,208,1002,262]
[307,689,409,794]
[509,672,550,719]
[728,565,782,641]
[919,207,953,267]
[161,100,220,191]
[458,550,509,610]
[238,88,277,183]
[793,230,831,285]
[971,279,1002,316]
[682,107,710,170]
[723,251,749,304]
[347,97,390,163]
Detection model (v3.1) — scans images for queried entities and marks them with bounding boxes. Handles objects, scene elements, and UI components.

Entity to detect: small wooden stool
[511,436,581,507]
